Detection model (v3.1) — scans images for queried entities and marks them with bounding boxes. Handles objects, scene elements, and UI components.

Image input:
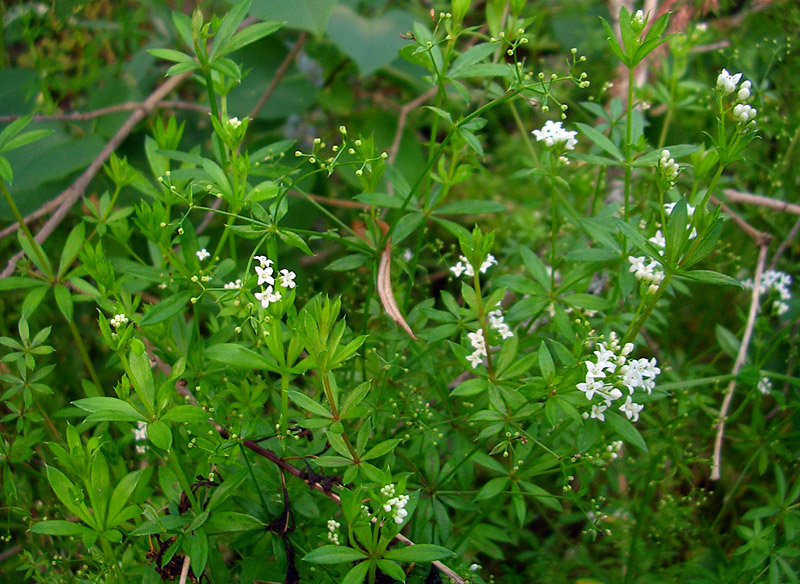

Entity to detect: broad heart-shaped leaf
[383,543,455,563]
[249,0,334,37]
[303,545,367,564]
[325,5,417,76]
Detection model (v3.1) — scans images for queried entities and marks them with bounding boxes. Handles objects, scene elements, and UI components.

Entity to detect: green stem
[321,371,359,460]
[202,68,228,168]
[623,65,636,224]
[66,318,102,394]
[100,536,129,584]
[280,374,290,455]
[622,271,673,345]
[239,444,270,512]
[1,181,53,280]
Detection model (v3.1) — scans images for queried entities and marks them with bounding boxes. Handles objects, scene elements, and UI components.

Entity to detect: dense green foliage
[1,1,799,583]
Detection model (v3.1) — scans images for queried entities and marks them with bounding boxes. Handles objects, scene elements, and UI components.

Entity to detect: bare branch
[0,100,209,124]
[709,194,772,246]
[710,243,769,480]
[769,215,800,271]
[723,189,800,216]
[0,72,191,277]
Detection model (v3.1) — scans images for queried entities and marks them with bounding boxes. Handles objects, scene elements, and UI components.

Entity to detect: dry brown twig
[0,72,192,278]
[710,243,769,480]
[0,101,209,124]
[723,189,800,216]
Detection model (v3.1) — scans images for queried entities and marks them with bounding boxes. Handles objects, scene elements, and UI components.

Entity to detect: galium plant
[1,1,799,583]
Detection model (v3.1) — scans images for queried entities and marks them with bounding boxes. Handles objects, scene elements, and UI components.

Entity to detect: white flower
[402,248,413,262]
[279,269,296,289]
[110,313,129,328]
[532,120,578,151]
[469,564,481,572]
[224,279,242,290]
[585,361,607,381]
[196,248,211,261]
[589,403,607,421]
[228,117,242,130]
[737,80,752,101]
[479,254,498,273]
[466,351,484,369]
[133,421,148,442]
[632,9,645,27]
[733,103,757,125]
[717,69,742,94]
[255,264,274,286]
[619,396,644,422]
[254,255,271,268]
[577,379,604,401]
[757,377,772,395]
[254,286,281,309]
[327,519,341,545]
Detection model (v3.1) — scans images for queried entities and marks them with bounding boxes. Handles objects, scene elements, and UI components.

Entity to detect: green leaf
[458,127,484,157]
[249,0,334,37]
[31,520,88,536]
[147,421,172,450]
[1,129,53,154]
[326,253,370,272]
[205,343,275,370]
[384,544,455,563]
[73,397,147,423]
[209,0,253,61]
[326,5,417,76]
[106,470,143,527]
[538,342,554,380]
[362,438,401,461]
[303,545,367,564]
[715,324,741,359]
[58,222,85,278]
[0,276,44,291]
[128,340,155,412]
[202,158,232,199]
[17,229,51,277]
[425,106,452,126]
[46,466,96,528]
[160,405,209,423]
[434,200,506,215]
[354,192,404,209]
[605,412,647,452]
[448,42,496,77]
[277,229,314,256]
[377,559,406,582]
[53,284,74,321]
[678,269,742,288]
[206,511,265,534]
[218,21,283,57]
[140,292,193,326]
[341,561,370,584]
[148,48,196,65]
[576,123,623,161]
[566,247,619,262]
[475,476,509,501]
[288,390,333,418]
[561,293,610,311]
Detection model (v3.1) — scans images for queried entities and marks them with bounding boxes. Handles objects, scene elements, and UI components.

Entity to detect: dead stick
[710,243,768,480]
[723,189,800,216]
[0,100,208,124]
[0,72,191,277]
[709,194,772,245]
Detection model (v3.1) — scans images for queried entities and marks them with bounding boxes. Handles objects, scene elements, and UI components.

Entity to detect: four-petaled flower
[196,248,211,261]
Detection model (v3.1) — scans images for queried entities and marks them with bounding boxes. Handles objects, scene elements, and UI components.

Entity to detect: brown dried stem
[0,72,191,277]
[0,101,209,124]
[723,189,800,216]
[710,243,769,480]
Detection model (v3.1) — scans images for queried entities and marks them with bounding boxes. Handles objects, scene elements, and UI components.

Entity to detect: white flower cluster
[110,313,129,328]
[488,308,513,340]
[224,279,242,290]
[757,377,772,396]
[450,254,497,278]
[606,440,623,460]
[532,120,578,151]
[466,330,488,369]
[632,9,645,27]
[380,484,409,525]
[133,421,148,454]
[717,69,756,126]
[658,149,680,187]
[252,256,296,309]
[628,202,696,293]
[742,269,792,316]
[326,519,341,545]
[228,117,242,130]
[196,248,211,261]
[577,332,660,423]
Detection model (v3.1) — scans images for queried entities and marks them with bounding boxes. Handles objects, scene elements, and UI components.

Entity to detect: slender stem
[623,65,636,223]
[100,535,129,584]
[239,444,270,512]
[321,371,359,460]
[1,181,53,280]
[66,318,102,394]
[280,374,290,455]
[203,68,227,168]
[622,271,674,345]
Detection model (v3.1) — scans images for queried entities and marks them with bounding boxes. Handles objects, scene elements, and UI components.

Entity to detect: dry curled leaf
[375,221,417,341]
